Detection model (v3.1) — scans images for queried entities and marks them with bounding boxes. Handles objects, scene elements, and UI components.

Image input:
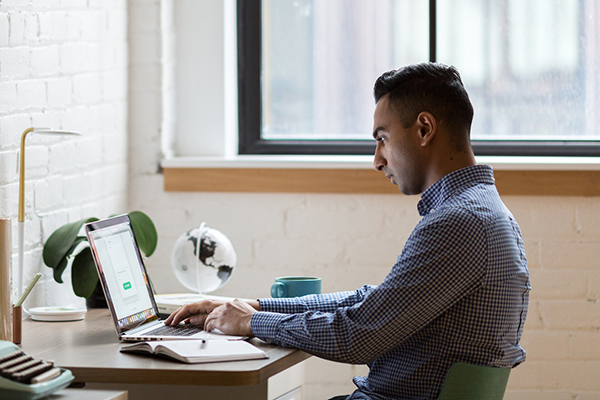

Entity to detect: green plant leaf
[53,256,68,284]
[71,247,99,298]
[44,211,156,296]
[128,211,158,257]
[51,237,87,284]
[43,217,98,269]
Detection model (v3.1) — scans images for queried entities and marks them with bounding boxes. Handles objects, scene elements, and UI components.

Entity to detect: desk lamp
[16,127,81,305]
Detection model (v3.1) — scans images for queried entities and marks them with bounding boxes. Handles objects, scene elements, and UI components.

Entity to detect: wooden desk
[20,309,310,400]
[50,388,128,399]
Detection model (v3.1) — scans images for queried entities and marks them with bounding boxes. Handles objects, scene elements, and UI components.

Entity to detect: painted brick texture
[0,1,128,308]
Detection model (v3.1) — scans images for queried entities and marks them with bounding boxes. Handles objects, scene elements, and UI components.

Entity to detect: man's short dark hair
[373,63,474,139]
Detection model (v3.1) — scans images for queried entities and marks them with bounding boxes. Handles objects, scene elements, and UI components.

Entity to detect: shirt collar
[417,165,495,216]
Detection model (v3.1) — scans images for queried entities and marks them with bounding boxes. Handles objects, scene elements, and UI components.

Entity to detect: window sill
[162,156,600,196]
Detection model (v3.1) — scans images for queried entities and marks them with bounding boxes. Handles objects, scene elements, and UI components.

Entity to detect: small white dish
[28,306,87,322]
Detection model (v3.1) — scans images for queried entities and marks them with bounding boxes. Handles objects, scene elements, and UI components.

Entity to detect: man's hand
[204,299,257,337]
[164,299,261,336]
[164,299,226,327]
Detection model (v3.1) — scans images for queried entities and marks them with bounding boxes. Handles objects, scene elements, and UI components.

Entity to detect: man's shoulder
[441,181,505,220]
[416,205,486,244]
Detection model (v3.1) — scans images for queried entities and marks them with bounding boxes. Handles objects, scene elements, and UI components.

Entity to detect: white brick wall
[0,1,128,308]
[500,197,600,398]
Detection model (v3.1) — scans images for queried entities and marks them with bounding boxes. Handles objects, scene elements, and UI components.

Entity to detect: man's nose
[373,145,386,171]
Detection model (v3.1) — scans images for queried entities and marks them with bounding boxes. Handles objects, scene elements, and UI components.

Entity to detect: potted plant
[42,211,158,307]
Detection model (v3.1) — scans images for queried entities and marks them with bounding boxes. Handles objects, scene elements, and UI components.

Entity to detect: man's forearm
[248,300,261,311]
[257,286,376,314]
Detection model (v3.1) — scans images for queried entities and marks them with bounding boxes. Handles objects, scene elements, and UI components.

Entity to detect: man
[165,63,531,399]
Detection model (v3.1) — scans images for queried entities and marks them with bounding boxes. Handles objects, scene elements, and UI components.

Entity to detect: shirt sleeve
[258,285,377,314]
[250,208,488,364]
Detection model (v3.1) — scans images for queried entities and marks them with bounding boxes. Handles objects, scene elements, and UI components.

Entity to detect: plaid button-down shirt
[251,165,530,400]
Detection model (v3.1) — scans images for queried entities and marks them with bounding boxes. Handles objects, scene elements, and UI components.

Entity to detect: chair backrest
[437,362,511,400]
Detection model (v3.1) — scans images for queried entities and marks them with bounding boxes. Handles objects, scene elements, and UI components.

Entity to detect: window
[238,0,600,156]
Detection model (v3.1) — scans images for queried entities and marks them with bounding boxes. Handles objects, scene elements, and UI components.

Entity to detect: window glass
[260,0,600,148]
[261,0,429,141]
[437,0,598,141]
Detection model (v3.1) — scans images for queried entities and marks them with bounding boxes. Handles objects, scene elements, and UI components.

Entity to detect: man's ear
[416,112,436,147]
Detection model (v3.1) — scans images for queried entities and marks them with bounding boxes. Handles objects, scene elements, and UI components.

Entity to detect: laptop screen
[86,215,159,333]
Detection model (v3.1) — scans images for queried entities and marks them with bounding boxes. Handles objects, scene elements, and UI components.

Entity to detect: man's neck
[424,150,477,192]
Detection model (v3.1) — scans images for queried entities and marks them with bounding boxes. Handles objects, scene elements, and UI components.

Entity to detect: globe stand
[195,222,207,295]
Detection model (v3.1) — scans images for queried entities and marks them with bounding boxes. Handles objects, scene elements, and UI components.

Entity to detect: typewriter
[0,340,73,400]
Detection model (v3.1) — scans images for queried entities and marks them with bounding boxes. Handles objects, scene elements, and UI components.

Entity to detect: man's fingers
[164,306,186,325]
[204,319,213,332]
[174,306,196,325]
[163,310,177,325]
[165,303,204,325]
[203,304,225,331]
[164,300,227,326]
[188,314,208,326]
[203,313,215,332]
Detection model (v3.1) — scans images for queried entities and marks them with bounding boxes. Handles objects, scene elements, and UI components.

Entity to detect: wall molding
[163,167,600,196]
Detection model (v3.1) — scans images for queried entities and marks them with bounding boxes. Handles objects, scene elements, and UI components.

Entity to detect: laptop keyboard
[143,323,204,337]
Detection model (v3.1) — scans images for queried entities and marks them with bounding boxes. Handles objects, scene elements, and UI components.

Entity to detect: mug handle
[270,282,286,298]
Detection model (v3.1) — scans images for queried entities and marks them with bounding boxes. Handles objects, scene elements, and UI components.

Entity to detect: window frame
[237,0,600,157]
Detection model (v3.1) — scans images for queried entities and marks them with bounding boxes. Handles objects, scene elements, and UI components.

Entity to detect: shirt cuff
[250,311,288,343]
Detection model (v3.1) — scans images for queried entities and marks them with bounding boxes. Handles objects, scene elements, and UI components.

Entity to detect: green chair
[437,362,511,400]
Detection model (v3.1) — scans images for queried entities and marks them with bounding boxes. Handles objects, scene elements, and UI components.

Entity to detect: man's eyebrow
[373,127,383,139]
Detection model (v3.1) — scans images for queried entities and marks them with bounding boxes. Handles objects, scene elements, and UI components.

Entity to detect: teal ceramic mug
[270,276,322,298]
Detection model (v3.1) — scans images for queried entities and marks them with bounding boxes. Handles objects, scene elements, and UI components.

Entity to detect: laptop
[85,214,210,342]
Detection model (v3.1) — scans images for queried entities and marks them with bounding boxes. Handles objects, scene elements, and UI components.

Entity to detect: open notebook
[120,339,267,364]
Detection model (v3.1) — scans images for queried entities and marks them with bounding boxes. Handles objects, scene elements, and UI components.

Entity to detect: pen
[15,273,41,307]
[201,335,209,346]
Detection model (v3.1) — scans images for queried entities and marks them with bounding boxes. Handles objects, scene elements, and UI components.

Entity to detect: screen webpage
[88,222,155,325]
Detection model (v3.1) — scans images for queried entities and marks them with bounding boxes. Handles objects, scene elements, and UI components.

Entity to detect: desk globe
[171,223,236,293]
